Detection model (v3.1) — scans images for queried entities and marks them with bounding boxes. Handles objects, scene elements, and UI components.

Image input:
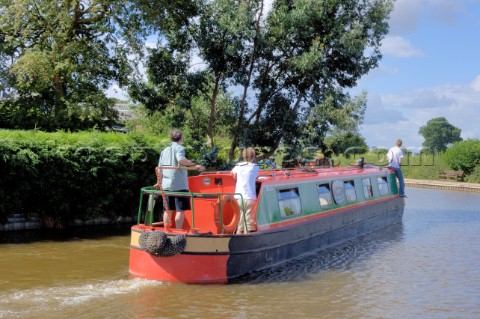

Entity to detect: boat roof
[200,165,391,184]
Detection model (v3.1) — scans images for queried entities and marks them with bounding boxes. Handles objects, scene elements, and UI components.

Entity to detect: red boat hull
[129,248,229,283]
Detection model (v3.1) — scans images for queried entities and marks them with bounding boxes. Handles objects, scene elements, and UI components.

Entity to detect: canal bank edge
[3,180,478,232]
[405,179,480,193]
[1,214,137,232]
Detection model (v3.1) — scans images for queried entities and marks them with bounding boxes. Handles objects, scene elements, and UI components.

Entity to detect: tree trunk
[53,74,67,118]
[207,73,221,148]
[228,1,264,161]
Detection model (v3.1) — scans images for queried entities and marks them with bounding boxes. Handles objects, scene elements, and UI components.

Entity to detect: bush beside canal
[0,130,164,228]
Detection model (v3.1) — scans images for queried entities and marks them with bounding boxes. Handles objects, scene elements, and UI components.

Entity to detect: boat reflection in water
[129,165,405,283]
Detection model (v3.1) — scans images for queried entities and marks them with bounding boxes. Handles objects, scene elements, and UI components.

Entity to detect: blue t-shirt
[158,142,188,190]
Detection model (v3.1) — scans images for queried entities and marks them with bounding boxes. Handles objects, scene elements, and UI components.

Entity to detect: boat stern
[129,226,231,283]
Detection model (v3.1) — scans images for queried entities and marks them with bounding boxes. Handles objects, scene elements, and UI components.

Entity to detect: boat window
[317,184,333,208]
[277,188,302,217]
[344,180,357,202]
[362,178,373,199]
[378,176,389,195]
[332,180,346,205]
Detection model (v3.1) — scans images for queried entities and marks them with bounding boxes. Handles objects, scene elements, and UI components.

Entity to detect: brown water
[1,188,480,319]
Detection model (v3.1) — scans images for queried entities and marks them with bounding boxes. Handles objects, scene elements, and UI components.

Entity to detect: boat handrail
[138,187,247,233]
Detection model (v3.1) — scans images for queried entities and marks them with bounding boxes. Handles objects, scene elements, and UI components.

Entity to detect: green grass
[333,151,450,181]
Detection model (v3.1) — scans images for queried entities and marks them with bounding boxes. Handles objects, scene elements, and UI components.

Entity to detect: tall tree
[135,0,393,160]
[195,0,263,148]
[205,0,392,160]
[418,117,462,152]
[0,0,198,130]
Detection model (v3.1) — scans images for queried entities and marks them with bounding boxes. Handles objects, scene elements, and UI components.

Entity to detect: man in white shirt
[387,139,406,197]
[232,147,260,233]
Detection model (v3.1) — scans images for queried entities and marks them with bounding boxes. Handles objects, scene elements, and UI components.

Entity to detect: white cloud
[403,89,455,109]
[357,0,479,148]
[382,36,424,58]
[360,93,412,149]
[471,75,480,92]
[363,93,407,125]
[389,0,468,35]
[361,79,480,148]
[363,62,400,81]
[426,0,467,25]
[388,0,424,34]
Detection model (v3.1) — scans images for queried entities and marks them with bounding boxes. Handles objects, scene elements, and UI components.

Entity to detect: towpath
[405,178,480,193]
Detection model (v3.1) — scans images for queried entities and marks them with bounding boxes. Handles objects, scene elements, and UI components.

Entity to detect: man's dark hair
[170,129,183,142]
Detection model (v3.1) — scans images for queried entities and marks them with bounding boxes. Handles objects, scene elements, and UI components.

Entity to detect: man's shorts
[156,189,191,211]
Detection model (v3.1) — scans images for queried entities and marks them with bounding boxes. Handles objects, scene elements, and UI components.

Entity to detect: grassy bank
[333,151,451,181]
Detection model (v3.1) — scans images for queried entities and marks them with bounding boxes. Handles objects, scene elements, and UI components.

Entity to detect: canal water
[1,188,479,319]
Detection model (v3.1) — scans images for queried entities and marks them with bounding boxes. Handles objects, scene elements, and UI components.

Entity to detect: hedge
[443,139,480,174]
[0,130,168,228]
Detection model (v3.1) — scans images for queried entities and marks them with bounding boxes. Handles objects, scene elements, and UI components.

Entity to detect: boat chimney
[357,157,365,169]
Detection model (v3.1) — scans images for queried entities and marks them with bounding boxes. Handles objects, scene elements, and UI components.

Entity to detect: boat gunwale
[130,194,401,241]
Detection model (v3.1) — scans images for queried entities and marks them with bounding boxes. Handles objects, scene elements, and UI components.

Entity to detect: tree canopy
[418,117,463,153]
[0,0,198,130]
[132,0,393,160]
[324,130,368,158]
[1,0,394,161]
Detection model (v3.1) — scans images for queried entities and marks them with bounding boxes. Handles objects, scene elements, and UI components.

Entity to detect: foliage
[0,0,198,130]
[0,129,165,226]
[334,150,449,181]
[466,165,480,183]
[324,130,368,158]
[126,88,238,156]
[128,47,210,114]
[0,93,118,131]
[399,152,450,181]
[135,0,393,159]
[418,117,462,152]
[443,139,480,175]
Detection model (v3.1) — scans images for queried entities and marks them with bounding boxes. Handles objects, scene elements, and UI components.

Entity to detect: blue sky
[354,0,480,150]
[108,0,480,152]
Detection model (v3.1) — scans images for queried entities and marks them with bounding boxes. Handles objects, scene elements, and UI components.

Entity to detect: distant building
[113,102,135,120]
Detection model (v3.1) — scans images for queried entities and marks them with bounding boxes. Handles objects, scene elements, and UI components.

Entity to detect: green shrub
[0,130,165,227]
[466,165,480,183]
[443,139,480,174]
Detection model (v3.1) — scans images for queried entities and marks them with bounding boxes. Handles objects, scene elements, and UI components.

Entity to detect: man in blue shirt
[158,129,205,228]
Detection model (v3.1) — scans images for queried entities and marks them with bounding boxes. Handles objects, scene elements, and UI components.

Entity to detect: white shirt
[387,146,403,169]
[231,162,260,200]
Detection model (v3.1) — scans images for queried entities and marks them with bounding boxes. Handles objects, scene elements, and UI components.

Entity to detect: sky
[352,0,480,151]
[107,0,480,152]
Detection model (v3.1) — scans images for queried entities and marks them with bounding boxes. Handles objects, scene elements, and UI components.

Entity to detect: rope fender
[139,231,187,257]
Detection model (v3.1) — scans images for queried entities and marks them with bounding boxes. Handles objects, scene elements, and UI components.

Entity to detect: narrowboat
[129,165,404,283]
